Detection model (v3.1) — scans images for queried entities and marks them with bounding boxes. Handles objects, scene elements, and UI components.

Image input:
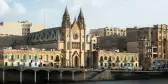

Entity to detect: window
[35,63,37,66]
[34,55,37,61]
[11,55,14,61]
[135,63,138,67]
[5,62,7,66]
[100,56,103,61]
[11,63,14,66]
[23,63,25,66]
[104,56,107,60]
[29,62,31,67]
[17,55,19,59]
[23,55,26,60]
[100,63,103,66]
[40,55,43,59]
[29,55,31,59]
[51,56,53,60]
[105,63,107,67]
[4,55,7,59]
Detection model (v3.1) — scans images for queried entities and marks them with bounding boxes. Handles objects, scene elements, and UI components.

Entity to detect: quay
[1,66,168,83]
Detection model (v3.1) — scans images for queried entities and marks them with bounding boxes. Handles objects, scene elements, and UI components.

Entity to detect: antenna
[44,11,46,29]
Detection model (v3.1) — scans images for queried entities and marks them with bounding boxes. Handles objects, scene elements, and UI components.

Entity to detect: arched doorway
[74,56,79,67]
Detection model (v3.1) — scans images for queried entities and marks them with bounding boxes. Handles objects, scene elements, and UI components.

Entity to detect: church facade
[9,7,89,68]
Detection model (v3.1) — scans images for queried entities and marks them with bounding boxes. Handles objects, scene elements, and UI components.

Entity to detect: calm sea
[6,79,168,84]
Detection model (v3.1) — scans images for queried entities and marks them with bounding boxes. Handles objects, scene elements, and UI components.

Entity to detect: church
[7,7,90,68]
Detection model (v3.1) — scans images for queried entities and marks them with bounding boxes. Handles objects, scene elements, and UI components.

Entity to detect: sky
[1,0,168,31]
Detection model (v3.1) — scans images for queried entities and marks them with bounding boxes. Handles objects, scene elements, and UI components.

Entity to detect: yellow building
[3,49,64,67]
[90,50,139,69]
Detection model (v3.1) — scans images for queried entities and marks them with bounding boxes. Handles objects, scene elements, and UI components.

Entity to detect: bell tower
[77,8,87,67]
[61,6,71,67]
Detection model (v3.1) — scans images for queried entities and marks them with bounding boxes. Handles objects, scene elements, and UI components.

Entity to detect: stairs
[87,69,105,80]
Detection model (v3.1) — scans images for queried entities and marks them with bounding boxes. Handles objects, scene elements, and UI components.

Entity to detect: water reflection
[6,79,168,84]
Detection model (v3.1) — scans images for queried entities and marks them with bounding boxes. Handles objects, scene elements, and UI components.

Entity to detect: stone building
[89,27,126,37]
[126,24,168,69]
[97,36,126,52]
[3,49,62,67]
[0,21,44,36]
[89,50,139,69]
[1,7,90,68]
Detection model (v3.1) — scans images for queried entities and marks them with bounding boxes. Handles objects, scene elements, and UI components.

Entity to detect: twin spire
[62,6,85,29]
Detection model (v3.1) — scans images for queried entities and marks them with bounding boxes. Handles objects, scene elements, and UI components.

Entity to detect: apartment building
[89,27,126,37]
[0,21,44,36]
[126,24,168,68]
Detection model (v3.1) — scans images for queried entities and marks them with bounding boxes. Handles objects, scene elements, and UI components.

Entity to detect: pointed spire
[63,6,69,17]
[62,6,71,28]
[78,8,84,20]
[80,8,84,18]
[77,8,85,29]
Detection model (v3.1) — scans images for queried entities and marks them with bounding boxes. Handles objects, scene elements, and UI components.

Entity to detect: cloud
[12,2,26,15]
[0,0,26,17]
[0,0,10,17]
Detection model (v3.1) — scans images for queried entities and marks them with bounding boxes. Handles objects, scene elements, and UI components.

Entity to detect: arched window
[29,55,32,59]
[55,55,60,62]
[11,54,14,61]
[23,54,26,60]
[108,57,111,62]
[100,56,103,61]
[51,56,53,60]
[34,55,37,61]
[17,55,19,59]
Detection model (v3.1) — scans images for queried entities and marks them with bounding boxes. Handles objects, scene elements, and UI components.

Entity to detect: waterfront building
[89,50,139,69]
[126,24,168,69]
[3,49,62,67]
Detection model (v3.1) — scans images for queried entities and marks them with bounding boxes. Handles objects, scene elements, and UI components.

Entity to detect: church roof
[31,27,61,34]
